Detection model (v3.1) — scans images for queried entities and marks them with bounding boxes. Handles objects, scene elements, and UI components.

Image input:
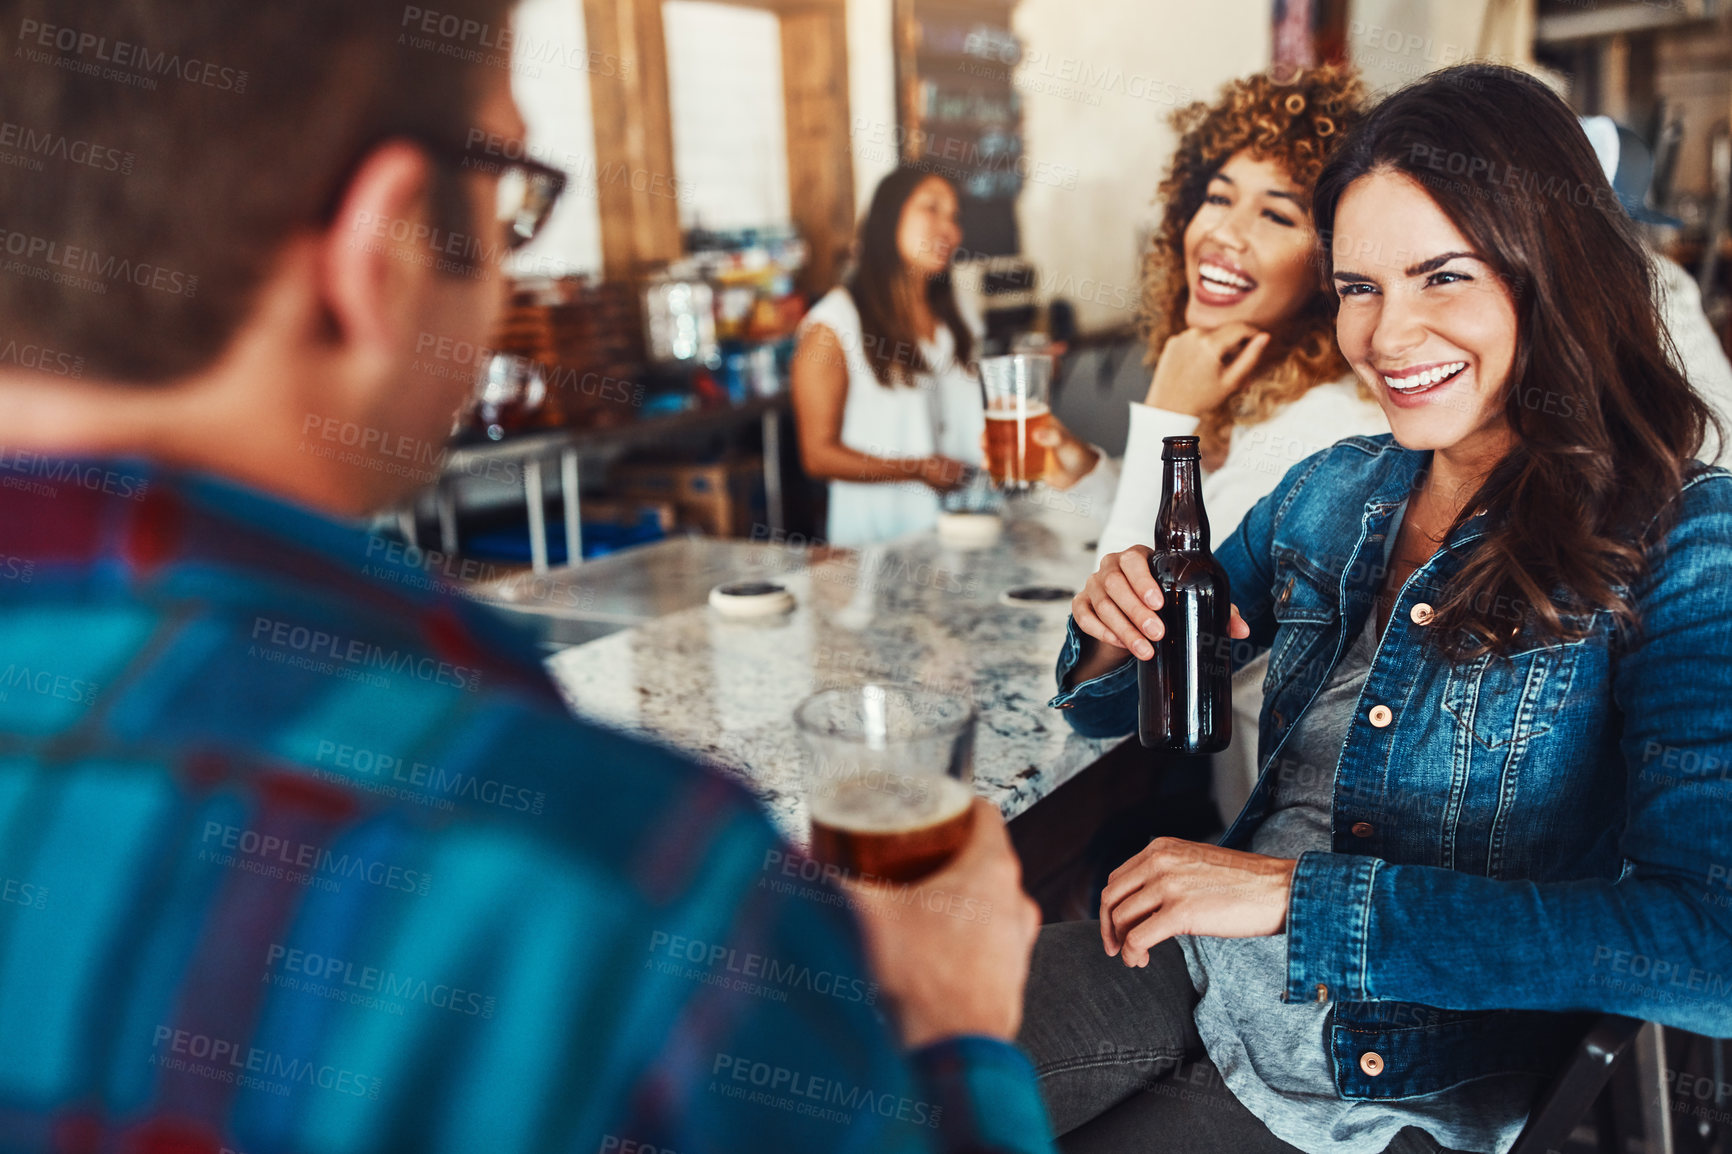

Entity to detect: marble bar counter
[473,537,799,648]
[539,507,1126,847]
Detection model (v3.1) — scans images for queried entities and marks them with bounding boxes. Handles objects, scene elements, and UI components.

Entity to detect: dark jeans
[1016,922,1474,1154]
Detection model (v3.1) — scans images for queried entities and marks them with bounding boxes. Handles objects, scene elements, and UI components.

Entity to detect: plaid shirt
[0,457,1054,1154]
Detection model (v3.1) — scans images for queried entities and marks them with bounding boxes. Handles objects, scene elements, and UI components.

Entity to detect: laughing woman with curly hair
[1078,64,1387,819]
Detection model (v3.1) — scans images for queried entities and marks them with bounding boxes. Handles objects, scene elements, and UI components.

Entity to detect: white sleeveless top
[798,287,985,547]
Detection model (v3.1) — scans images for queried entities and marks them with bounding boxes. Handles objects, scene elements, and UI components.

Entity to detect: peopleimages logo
[150,1026,380,1098]
[710,1052,942,1128]
[0,337,84,378]
[313,739,546,816]
[15,19,249,93]
[0,227,198,297]
[199,821,433,896]
[0,120,134,173]
[264,943,497,1018]
[0,663,99,705]
[647,931,879,1006]
[248,615,484,693]
[0,448,148,498]
[399,6,633,79]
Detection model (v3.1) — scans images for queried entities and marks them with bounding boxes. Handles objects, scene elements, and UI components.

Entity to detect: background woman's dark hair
[845,167,973,388]
[1312,63,1717,660]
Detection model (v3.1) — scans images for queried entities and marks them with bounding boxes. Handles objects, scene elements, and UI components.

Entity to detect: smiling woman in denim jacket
[1018,64,1732,1154]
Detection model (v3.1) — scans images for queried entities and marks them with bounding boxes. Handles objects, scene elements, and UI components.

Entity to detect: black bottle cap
[1161,435,1201,461]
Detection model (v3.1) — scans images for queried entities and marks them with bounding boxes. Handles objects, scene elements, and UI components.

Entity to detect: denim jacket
[1051,434,1732,1099]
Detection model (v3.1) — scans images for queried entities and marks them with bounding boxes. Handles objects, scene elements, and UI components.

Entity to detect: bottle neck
[1156,456,1209,551]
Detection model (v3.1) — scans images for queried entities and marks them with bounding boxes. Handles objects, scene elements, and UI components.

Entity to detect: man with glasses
[0,0,1052,1150]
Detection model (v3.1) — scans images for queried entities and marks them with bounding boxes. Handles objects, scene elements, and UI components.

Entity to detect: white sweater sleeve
[1059,450,1120,525]
[1654,253,1732,466]
[1204,381,1389,545]
[1096,403,1201,561]
[1096,380,1388,566]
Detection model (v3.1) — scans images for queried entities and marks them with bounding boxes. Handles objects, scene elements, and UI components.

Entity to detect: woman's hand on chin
[1098,838,1297,967]
[1146,323,1272,416]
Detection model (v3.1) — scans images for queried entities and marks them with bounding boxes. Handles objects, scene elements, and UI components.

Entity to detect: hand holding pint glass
[979,354,1054,490]
[796,685,977,883]
[797,685,1042,1047]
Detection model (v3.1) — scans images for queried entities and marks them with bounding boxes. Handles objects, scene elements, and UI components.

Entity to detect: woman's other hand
[916,455,971,492]
[1146,323,1272,416]
[1099,838,1297,966]
[1033,417,1100,490]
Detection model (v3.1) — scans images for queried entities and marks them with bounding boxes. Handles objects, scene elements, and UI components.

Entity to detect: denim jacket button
[1368,704,1393,728]
[1278,577,1294,608]
[1315,983,1329,1003]
[1351,821,1374,838]
[1360,1051,1385,1077]
[1410,602,1435,626]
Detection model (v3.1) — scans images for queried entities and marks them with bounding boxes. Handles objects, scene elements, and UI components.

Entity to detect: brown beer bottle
[1137,435,1232,753]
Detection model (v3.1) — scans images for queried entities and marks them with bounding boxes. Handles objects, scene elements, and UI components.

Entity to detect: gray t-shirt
[1177,511,1537,1154]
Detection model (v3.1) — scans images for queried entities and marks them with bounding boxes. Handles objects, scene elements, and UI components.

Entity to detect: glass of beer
[979,353,1054,490]
[795,685,976,883]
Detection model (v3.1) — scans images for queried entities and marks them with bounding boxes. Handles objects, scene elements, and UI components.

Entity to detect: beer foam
[809,772,973,833]
[984,401,1050,419]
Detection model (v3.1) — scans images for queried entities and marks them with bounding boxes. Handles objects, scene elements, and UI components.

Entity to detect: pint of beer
[795,685,977,883]
[979,354,1054,490]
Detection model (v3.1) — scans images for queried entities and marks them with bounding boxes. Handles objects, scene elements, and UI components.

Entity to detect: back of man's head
[3,0,511,384]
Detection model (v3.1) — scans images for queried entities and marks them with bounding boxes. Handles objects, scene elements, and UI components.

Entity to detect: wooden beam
[780,5,856,297]
[583,0,682,280]
[706,0,843,11]
[1601,32,1630,123]
[1536,3,1698,45]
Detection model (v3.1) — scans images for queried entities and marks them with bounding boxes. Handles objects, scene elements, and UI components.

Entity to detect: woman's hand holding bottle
[1067,546,1250,681]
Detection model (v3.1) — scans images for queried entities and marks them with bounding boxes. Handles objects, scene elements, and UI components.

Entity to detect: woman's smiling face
[897,176,962,277]
[1330,168,1518,459]
[1182,150,1320,333]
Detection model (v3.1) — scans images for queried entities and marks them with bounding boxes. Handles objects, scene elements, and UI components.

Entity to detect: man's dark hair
[1,0,513,382]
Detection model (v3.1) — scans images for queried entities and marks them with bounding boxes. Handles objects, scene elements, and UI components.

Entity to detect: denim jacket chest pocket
[1427,619,1609,879]
[1266,550,1341,693]
[1440,640,1584,750]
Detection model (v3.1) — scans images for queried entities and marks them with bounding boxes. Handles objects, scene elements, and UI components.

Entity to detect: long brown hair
[1143,64,1369,458]
[846,167,973,387]
[1313,63,1717,660]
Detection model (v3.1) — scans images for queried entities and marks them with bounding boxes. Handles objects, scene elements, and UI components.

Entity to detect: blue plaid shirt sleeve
[0,462,1056,1154]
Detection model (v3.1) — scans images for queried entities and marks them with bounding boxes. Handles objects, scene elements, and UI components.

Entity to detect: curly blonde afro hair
[1141,63,1370,460]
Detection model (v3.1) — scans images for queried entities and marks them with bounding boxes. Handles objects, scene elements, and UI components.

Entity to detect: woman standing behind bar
[791,168,985,547]
[1031,63,1731,1151]
[1089,65,1385,819]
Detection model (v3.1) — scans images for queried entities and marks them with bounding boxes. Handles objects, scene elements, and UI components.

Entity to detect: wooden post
[781,3,856,297]
[1600,32,1630,124]
[583,0,683,279]
[582,0,855,295]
